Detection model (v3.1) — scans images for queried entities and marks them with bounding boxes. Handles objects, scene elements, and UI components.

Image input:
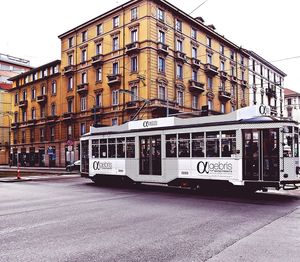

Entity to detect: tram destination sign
[128,117,175,130]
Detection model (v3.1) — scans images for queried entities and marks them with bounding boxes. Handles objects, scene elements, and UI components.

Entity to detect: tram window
[192,132,204,157]
[166,134,177,157]
[206,132,220,157]
[126,137,135,158]
[178,133,190,157]
[100,139,107,158]
[221,131,236,157]
[117,138,125,158]
[283,134,293,157]
[92,139,100,158]
[295,127,299,134]
[108,138,116,158]
[294,134,299,157]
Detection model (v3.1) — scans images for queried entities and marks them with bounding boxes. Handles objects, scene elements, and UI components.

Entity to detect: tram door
[139,136,161,175]
[243,129,279,181]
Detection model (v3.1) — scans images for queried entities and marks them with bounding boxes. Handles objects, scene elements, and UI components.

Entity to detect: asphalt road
[0,177,299,262]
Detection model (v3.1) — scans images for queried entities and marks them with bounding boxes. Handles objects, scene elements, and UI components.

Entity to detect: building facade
[284,88,300,122]
[245,50,286,117]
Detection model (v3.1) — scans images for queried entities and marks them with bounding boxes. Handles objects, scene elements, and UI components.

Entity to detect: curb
[0,174,80,183]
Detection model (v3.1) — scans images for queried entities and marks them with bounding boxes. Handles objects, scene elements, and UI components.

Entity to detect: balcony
[91,54,104,67]
[241,80,248,87]
[157,42,169,55]
[107,74,121,87]
[175,51,187,62]
[62,112,75,120]
[19,100,28,108]
[230,75,238,83]
[218,89,231,100]
[189,80,205,93]
[11,122,19,129]
[47,115,58,122]
[64,65,75,75]
[91,106,103,114]
[125,42,140,55]
[219,70,228,79]
[191,58,201,69]
[37,95,47,104]
[77,83,89,95]
[204,63,218,76]
[27,119,37,126]
[266,87,276,98]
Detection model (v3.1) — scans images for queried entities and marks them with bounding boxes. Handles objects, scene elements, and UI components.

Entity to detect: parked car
[66,160,80,172]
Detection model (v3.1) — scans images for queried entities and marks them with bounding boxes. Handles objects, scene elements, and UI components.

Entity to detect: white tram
[80,106,300,192]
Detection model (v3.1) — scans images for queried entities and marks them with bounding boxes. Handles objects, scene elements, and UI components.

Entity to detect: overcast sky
[1,0,299,90]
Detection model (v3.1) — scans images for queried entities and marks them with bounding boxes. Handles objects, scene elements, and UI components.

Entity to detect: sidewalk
[208,207,300,262]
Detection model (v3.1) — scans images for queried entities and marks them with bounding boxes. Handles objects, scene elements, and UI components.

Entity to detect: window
[22,90,27,101]
[68,77,73,91]
[158,30,165,43]
[175,19,182,32]
[31,108,36,120]
[230,50,235,60]
[113,16,119,28]
[131,56,138,72]
[22,110,27,122]
[178,133,190,157]
[51,103,56,116]
[80,123,86,135]
[80,96,87,111]
[67,125,72,139]
[112,62,119,75]
[176,64,183,79]
[126,137,135,158]
[50,127,55,142]
[231,66,235,76]
[287,98,292,105]
[96,67,102,82]
[117,138,125,158]
[68,54,73,65]
[158,57,165,73]
[207,77,213,89]
[206,132,220,157]
[131,7,138,20]
[67,99,73,113]
[14,112,18,123]
[68,37,74,48]
[43,69,48,77]
[112,90,119,106]
[208,100,213,110]
[25,76,29,84]
[96,24,103,35]
[108,138,116,158]
[192,70,197,81]
[81,49,87,63]
[22,131,26,144]
[231,84,236,97]
[82,31,87,42]
[15,93,19,104]
[92,139,100,158]
[158,85,166,100]
[51,81,56,95]
[177,89,184,106]
[96,93,102,107]
[131,29,138,43]
[81,72,87,84]
[207,53,212,64]
[31,88,36,100]
[241,71,245,81]
[131,86,138,101]
[240,55,244,65]
[192,95,198,109]
[207,36,212,47]
[242,88,245,100]
[40,106,45,118]
[191,28,197,39]
[41,85,46,95]
[176,39,183,52]
[112,118,118,126]
[157,8,165,22]
[192,47,197,59]
[40,128,45,142]
[220,61,225,71]
[220,45,225,55]
[30,129,34,143]
[112,37,119,51]
[166,134,177,157]
[221,103,225,114]
[220,80,225,90]
[96,43,102,55]
[221,131,236,157]
[192,132,204,157]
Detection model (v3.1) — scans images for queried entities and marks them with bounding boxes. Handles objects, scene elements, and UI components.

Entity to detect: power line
[271,56,300,63]
[189,0,209,15]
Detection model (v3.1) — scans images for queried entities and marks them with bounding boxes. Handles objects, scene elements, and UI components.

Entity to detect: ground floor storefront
[10,140,80,167]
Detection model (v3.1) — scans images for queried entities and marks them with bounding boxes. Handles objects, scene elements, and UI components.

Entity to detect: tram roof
[86,106,297,137]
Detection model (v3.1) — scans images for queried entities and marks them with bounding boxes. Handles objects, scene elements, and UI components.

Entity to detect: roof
[0,82,12,90]
[284,88,300,97]
[58,0,249,55]
[243,49,287,77]
[0,53,32,69]
[8,60,61,81]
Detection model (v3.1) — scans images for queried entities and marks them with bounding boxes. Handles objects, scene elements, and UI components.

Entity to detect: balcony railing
[189,80,205,93]
[107,74,121,86]
[62,112,75,120]
[157,42,169,55]
[219,70,228,79]
[230,75,238,83]
[191,58,201,68]
[11,122,19,129]
[91,54,104,67]
[19,100,28,108]
[241,80,248,87]
[218,89,231,100]
[204,63,218,76]
[175,51,187,62]
[37,95,47,104]
[77,83,89,95]
[27,119,37,126]
[47,115,58,122]
[125,42,140,54]
[64,65,75,75]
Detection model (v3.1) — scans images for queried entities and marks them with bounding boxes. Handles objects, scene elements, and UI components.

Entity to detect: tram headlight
[283,173,288,178]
